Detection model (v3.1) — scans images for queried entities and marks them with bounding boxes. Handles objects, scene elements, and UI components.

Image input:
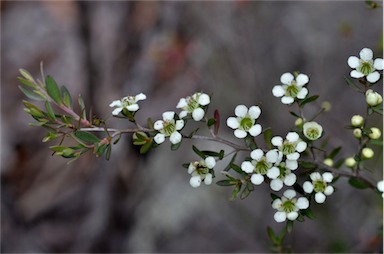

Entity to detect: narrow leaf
[263,128,273,149]
[344,77,364,93]
[348,177,369,189]
[328,146,342,159]
[74,131,100,143]
[46,76,62,104]
[45,101,56,120]
[171,141,182,151]
[17,77,36,88]
[61,86,73,109]
[216,180,236,186]
[140,141,152,154]
[192,145,206,159]
[19,86,44,101]
[78,95,87,119]
[299,95,319,108]
[224,153,237,171]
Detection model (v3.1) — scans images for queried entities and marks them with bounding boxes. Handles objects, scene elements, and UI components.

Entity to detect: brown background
[1,1,383,253]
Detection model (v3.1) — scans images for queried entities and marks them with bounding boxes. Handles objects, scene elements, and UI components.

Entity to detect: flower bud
[323,158,334,167]
[365,89,383,106]
[353,128,362,138]
[295,118,303,126]
[351,115,364,127]
[321,101,332,112]
[362,147,374,159]
[369,127,381,140]
[345,157,356,168]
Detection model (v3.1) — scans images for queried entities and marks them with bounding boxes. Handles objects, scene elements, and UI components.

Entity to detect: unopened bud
[321,101,332,112]
[365,89,382,106]
[353,128,362,138]
[323,158,334,167]
[362,147,374,159]
[295,118,303,126]
[369,127,381,140]
[351,115,364,127]
[345,157,356,168]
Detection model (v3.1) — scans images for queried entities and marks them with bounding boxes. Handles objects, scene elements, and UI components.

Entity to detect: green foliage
[46,76,62,104]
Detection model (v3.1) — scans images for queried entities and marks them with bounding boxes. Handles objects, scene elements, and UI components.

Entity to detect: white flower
[365,89,383,106]
[241,149,282,186]
[227,105,262,138]
[377,180,384,198]
[154,111,184,144]
[177,92,210,121]
[348,48,383,83]
[303,121,323,141]
[303,172,334,204]
[271,132,307,160]
[272,189,309,223]
[272,72,309,104]
[109,93,146,115]
[188,156,216,188]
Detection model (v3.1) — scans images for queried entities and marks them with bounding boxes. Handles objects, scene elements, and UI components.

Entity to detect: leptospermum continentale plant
[18,46,383,251]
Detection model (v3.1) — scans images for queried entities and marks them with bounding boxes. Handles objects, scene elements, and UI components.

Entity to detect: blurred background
[1,1,383,253]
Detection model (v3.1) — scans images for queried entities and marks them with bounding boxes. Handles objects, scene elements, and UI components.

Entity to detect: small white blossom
[348,48,383,83]
[303,172,334,204]
[269,161,297,191]
[303,121,323,141]
[271,132,307,160]
[377,180,384,198]
[177,92,210,121]
[365,89,383,106]
[154,111,184,145]
[109,93,147,115]
[272,189,309,223]
[188,156,216,188]
[241,149,282,186]
[227,105,262,138]
[272,72,309,104]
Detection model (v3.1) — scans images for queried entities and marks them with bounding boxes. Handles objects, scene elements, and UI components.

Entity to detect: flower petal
[303,181,314,193]
[296,141,307,153]
[175,120,184,130]
[127,104,139,111]
[135,93,147,101]
[154,133,165,144]
[350,70,364,78]
[274,211,287,223]
[204,173,213,185]
[266,149,279,163]
[267,166,280,179]
[286,132,299,142]
[374,58,384,70]
[241,161,255,173]
[272,85,285,97]
[315,192,326,203]
[280,72,294,85]
[359,48,373,61]
[251,174,264,185]
[154,120,164,130]
[170,132,182,144]
[270,179,283,191]
[347,56,360,68]
[296,197,309,209]
[248,106,261,119]
[249,124,262,137]
[234,129,247,138]
[296,87,308,99]
[271,136,283,147]
[272,199,282,209]
[179,110,188,119]
[367,72,380,83]
[190,175,202,188]
[250,149,264,160]
[192,108,205,121]
[324,186,334,195]
[112,107,123,116]
[296,74,309,86]
[235,105,248,117]
[310,172,322,181]
[227,117,239,129]
[109,100,122,107]
[287,152,299,161]
[198,93,210,106]
[281,96,294,104]
[284,173,296,186]
[285,159,298,170]
[205,157,216,169]
[163,111,175,121]
[322,172,333,182]
[287,212,298,221]
[284,189,296,199]
[177,98,188,108]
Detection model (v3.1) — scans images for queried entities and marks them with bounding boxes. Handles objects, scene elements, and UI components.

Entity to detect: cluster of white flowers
[153,111,184,145]
[348,48,383,83]
[188,157,216,188]
[303,172,334,203]
[226,105,262,138]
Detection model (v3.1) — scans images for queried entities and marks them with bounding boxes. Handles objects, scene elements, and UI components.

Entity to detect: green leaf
[182,163,190,169]
[344,77,364,93]
[207,118,216,127]
[348,177,369,189]
[270,193,280,201]
[171,141,182,151]
[245,135,257,150]
[286,220,294,233]
[240,181,253,200]
[147,117,154,130]
[95,143,108,157]
[223,153,237,171]
[267,227,278,245]
[289,111,301,118]
[218,150,225,160]
[19,69,35,82]
[17,77,36,88]
[299,160,317,170]
[328,146,342,159]
[301,209,315,219]
[46,76,62,104]
[299,95,319,108]
[231,163,243,174]
[78,95,87,119]
[192,145,206,159]
[216,179,236,186]
[45,101,56,120]
[140,140,152,154]
[19,85,44,101]
[105,145,112,160]
[230,184,242,201]
[61,86,73,109]
[369,139,383,146]
[74,131,100,143]
[263,128,273,149]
